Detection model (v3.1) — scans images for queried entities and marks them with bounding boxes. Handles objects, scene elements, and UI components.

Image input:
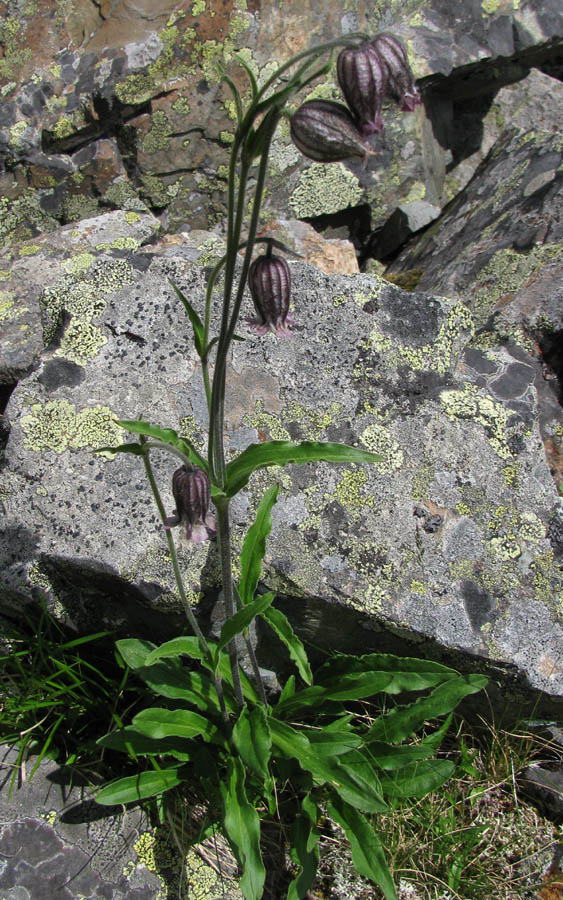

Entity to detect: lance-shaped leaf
[117,419,209,472]
[261,606,312,685]
[379,758,455,799]
[144,636,259,704]
[97,441,145,457]
[287,807,320,900]
[217,592,275,653]
[117,638,156,670]
[98,727,191,761]
[96,768,182,806]
[168,279,205,358]
[220,758,265,900]
[225,441,383,497]
[239,483,278,606]
[232,705,272,779]
[328,797,397,900]
[268,719,387,813]
[131,708,219,742]
[315,652,459,693]
[368,674,488,744]
[275,671,394,717]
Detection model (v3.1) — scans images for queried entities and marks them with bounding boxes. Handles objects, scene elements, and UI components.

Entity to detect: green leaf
[232,705,272,779]
[96,442,145,457]
[235,51,259,98]
[328,797,397,900]
[315,652,459,694]
[300,728,362,757]
[261,606,312,686]
[117,419,209,472]
[239,484,278,606]
[225,441,383,497]
[97,727,191,761]
[220,758,265,900]
[268,719,387,813]
[96,768,182,806]
[287,812,320,900]
[168,279,205,357]
[144,636,206,665]
[217,592,275,653]
[368,674,488,744]
[136,664,225,714]
[117,638,156,670]
[144,636,259,704]
[365,741,436,771]
[278,674,296,705]
[379,758,455,799]
[275,671,394,717]
[131,708,219,742]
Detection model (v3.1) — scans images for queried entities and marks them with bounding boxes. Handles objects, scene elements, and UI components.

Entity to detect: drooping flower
[336,43,387,136]
[246,248,294,337]
[369,33,420,113]
[290,99,373,163]
[164,463,216,543]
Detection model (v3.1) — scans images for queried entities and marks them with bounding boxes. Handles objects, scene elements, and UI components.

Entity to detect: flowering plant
[95,34,486,900]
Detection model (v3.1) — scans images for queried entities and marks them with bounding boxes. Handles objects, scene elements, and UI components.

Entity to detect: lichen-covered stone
[1,244,561,708]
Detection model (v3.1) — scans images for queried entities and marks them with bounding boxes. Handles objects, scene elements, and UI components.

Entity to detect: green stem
[214,496,244,709]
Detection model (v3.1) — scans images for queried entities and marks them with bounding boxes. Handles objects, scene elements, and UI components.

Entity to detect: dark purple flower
[290,99,373,163]
[164,463,216,543]
[246,249,294,337]
[370,34,420,113]
[337,43,387,136]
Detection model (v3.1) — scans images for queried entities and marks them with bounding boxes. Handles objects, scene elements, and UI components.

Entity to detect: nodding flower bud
[290,99,373,163]
[246,248,294,337]
[164,463,216,543]
[337,43,387,136]
[369,34,420,113]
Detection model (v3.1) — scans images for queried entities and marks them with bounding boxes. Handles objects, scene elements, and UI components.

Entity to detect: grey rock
[0,233,561,712]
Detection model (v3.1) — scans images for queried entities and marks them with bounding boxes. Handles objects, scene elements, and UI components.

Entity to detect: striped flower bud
[370,34,420,112]
[246,248,294,337]
[337,43,387,136]
[164,463,216,543]
[290,99,373,163]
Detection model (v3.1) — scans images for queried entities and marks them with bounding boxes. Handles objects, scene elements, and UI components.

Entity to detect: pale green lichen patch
[366,301,474,374]
[55,320,107,365]
[360,423,403,474]
[472,243,562,325]
[42,257,135,348]
[62,252,95,275]
[289,163,363,218]
[0,291,16,321]
[441,386,511,458]
[142,109,173,154]
[21,400,123,453]
[334,468,374,510]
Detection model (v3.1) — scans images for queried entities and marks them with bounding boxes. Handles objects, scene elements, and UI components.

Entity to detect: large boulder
[0,216,561,718]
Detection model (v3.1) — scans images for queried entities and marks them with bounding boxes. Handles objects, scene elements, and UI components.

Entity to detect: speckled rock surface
[1,0,562,243]
[0,747,239,899]
[0,232,561,709]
